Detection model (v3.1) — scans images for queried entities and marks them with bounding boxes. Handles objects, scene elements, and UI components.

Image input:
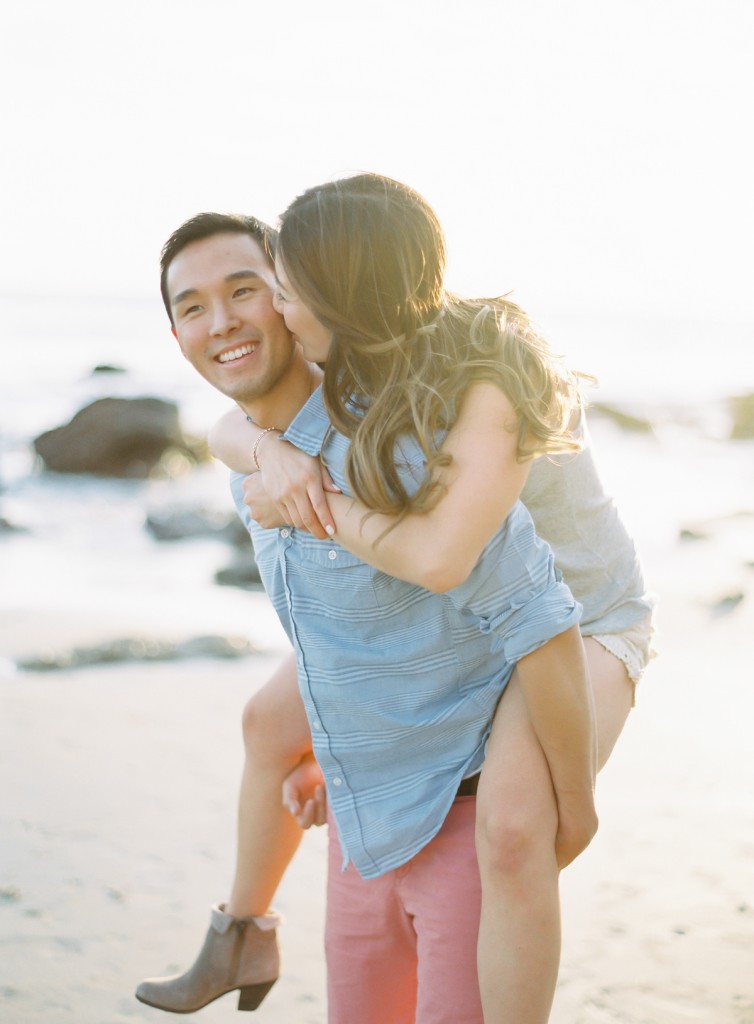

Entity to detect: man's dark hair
[159,212,277,324]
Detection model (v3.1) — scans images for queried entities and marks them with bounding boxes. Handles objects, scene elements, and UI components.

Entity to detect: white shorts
[588,611,657,696]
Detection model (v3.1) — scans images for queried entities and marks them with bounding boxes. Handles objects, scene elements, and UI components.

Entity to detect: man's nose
[209,304,241,336]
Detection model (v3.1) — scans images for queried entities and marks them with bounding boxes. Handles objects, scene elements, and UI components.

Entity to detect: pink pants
[325,796,483,1024]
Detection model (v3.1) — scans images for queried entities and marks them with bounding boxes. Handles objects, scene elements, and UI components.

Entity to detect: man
[136,213,487,1023]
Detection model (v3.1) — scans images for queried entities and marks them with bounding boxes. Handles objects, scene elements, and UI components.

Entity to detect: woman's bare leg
[475,637,633,1022]
[227,652,313,916]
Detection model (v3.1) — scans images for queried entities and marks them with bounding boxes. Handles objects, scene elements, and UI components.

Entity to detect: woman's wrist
[251,426,282,471]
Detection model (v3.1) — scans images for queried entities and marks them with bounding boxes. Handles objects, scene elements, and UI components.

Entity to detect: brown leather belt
[456,771,480,797]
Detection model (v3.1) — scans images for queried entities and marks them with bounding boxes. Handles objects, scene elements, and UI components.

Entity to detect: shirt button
[328,550,337,560]
[280,528,290,538]
[332,776,342,786]
[312,720,321,730]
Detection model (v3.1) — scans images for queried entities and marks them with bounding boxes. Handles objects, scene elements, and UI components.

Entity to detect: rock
[679,527,708,542]
[589,402,654,434]
[33,397,206,477]
[0,516,27,534]
[729,393,754,439]
[16,634,254,672]
[146,506,248,545]
[710,592,745,617]
[178,635,254,658]
[91,364,127,374]
[215,548,262,588]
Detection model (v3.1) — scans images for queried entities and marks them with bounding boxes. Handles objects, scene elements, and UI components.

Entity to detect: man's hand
[282,753,327,829]
[252,439,339,539]
[243,473,288,529]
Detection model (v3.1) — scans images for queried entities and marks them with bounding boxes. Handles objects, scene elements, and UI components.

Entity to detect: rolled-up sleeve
[447,502,582,665]
[477,577,581,663]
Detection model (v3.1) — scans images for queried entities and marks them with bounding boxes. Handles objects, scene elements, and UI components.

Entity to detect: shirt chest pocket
[284,537,386,616]
[291,537,367,571]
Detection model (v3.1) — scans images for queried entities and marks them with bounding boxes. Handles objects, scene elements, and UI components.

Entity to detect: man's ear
[171,326,189,361]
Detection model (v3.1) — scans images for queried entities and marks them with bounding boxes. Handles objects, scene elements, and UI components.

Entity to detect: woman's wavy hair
[277,173,586,517]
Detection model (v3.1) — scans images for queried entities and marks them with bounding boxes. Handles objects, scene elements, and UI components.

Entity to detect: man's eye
[184,305,201,315]
[234,287,253,298]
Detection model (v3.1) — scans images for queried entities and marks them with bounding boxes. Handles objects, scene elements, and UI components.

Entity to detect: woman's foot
[135,903,281,1013]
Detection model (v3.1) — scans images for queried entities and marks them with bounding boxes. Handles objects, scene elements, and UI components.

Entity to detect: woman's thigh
[475,671,559,866]
[583,636,634,770]
[476,635,634,853]
[242,651,313,763]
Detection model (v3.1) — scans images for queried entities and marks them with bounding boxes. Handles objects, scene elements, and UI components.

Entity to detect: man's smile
[217,343,257,364]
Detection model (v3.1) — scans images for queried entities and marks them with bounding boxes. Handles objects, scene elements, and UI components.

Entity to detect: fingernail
[325,524,335,536]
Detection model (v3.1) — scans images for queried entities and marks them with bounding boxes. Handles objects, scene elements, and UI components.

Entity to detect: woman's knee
[475,795,556,880]
[241,682,312,765]
[241,692,270,754]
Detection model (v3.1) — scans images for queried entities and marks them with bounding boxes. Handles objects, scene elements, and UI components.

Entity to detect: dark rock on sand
[17,634,254,672]
[710,592,745,617]
[91,364,127,374]
[33,397,206,477]
[589,402,654,434]
[0,516,27,534]
[146,506,249,545]
[215,548,262,588]
[729,393,754,439]
[679,527,708,542]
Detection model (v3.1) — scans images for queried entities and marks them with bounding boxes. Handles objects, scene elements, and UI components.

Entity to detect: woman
[260,174,653,1022]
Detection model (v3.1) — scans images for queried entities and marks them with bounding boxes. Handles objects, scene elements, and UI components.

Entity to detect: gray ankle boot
[135,903,281,1013]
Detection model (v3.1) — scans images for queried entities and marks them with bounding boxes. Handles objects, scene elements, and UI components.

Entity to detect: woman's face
[273,255,333,364]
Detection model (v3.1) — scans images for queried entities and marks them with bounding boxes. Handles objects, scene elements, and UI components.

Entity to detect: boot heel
[238,979,276,1011]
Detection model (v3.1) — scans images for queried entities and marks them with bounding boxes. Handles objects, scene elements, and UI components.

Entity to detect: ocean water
[2,292,753,668]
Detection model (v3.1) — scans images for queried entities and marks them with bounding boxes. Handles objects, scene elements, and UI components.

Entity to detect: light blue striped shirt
[230,387,581,879]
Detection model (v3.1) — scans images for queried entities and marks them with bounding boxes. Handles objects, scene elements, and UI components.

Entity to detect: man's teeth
[218,344,256,363]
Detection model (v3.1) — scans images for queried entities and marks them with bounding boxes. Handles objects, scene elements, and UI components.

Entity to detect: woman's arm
[327,382,532,592]
[209,406,337,540]
[516,627,598,868]
[231,380,535,584]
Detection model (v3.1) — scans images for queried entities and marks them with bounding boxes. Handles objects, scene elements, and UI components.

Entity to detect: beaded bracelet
[252,426,280,471]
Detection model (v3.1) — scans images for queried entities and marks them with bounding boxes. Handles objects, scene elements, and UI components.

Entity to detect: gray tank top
[521,415,653,635]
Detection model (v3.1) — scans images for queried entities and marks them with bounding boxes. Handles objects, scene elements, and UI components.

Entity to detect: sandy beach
[2,532,753,1024]
[2,416,754,1024]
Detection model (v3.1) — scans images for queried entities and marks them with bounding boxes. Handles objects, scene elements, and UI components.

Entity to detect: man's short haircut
[159,212,277,324]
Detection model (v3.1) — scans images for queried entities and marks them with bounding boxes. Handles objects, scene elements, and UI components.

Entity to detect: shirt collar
[280,384,330,457]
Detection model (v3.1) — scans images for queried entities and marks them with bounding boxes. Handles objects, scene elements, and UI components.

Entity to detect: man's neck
[239,355,323,432]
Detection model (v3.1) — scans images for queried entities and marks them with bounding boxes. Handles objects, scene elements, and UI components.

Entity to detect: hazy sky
[2,0,752,323]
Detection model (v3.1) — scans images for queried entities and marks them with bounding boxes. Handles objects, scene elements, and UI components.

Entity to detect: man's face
[167,232,297,407]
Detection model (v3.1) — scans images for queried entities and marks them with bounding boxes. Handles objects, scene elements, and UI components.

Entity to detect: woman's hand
[255,439,339,539]
[554,788,599,869]
[321,381,531,591]
[282,753,327,829]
